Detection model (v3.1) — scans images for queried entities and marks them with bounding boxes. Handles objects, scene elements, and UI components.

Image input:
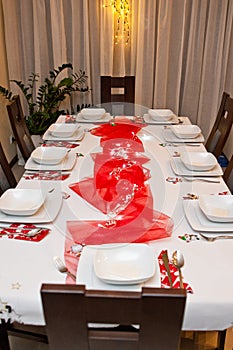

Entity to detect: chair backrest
[205,92,233,158]
[101,76,135,115]
[7,95,35,162]
[223,155,233,193]
[41,284,186,350]
[0,142,17,196]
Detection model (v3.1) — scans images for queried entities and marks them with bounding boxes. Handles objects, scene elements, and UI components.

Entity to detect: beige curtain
[1,0,233,139]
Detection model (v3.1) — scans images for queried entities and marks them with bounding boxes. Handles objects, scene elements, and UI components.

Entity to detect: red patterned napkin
[158,250,193,293]
[24,171,70,181]
[42,142,79,148]
[0,224,50,242]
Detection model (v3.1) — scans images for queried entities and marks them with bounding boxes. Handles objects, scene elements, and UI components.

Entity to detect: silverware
[161,251,173,287]
[199,233,233,242]
[183,177,221,183]
[172,250,184,289]
[53,256,76,281]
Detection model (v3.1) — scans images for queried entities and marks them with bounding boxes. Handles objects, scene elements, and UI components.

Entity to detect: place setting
[163,124,205,143]
[170,149,223,178]
[0,186,62,224]
[76,108,112,123]
[42,122,85,141]
[143,108,181,125]
[24,146,77,172]
[183,193,233,236]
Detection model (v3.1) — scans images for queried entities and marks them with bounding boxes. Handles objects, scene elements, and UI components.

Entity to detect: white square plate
[198,195,233,222]
[25,152,76,171]
[42,126,84,141]
[0,187,62,223]
[77,245,160,290]
[163,129,204,143]
[76,112,111,123]
[48,123,80,137]
[143,114,179,125]
[170,158,223,177]
[31,147,68,165]
[0,189,45,216]
[93,243,155,285]
[171,125,201,138]
[183,201,233,232]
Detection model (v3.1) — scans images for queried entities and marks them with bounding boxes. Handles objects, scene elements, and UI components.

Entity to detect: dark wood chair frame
[205,92,233,159]
[101,76,135,115]
[6,95,35,162]
[41,284,186,350]
[0,142,17,196]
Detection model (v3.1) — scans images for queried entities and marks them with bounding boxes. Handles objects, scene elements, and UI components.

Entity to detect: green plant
[0,63,89,134]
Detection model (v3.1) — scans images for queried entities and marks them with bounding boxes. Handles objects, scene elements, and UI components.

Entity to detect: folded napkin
[0,224,50,242]
[158,250,193,293]
[42,142,79,148]
[24,171,70,181]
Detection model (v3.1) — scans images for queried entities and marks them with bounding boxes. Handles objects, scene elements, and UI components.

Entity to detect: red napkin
[0,224,50,242]
[24,171,70,181]
[42,142,79,148]
[158,250,193,293]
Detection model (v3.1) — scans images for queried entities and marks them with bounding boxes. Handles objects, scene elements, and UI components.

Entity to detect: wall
[0,1,16,163]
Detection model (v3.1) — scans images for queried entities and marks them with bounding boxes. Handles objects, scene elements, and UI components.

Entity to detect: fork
[53,256,76,281]
[199,233,233,242]
[183,177,221,183]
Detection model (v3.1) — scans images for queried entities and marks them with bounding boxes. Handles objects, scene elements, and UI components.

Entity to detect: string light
[103,0,130,45]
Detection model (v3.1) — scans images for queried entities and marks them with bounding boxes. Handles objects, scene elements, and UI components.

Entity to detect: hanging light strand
[103,0,130,45]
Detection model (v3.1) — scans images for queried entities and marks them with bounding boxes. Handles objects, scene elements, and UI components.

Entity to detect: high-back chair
[101,76,135,115]
[41,284,186,350]
[223,155,233,193]
[7,95,35,162]
[205,92,233,159]
[0,142,17,196]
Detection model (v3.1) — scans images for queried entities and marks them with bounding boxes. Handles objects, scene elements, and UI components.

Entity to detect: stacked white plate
[31,147,68,165]
[180,152,217,171]
[48,123,80,138]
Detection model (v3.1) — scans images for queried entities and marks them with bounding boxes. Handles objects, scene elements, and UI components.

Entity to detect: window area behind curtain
[1,0,233,140]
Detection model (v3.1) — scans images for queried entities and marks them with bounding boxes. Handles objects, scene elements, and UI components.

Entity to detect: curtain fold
[1,0,233,138]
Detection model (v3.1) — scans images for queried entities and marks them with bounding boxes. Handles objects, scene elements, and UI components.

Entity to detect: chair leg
[0,320,11,350]
[215,330,226,350]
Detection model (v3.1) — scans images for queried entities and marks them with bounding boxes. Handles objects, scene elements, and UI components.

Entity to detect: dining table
[0,111,233,337]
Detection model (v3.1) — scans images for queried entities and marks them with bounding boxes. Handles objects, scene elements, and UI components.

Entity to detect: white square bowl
[198,195,233,223]
[48,123,79,138]
[31,147,68,165]
[93,243,155,285]
[80,108,106,120]
[148,109,173,121]
[180,152,217,171]
[0,189,45,216]
[171,125,201,138]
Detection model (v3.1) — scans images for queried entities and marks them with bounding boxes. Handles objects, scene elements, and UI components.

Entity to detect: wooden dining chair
[41,284,186,350]
[6,95,35,162]
[205,92,233,159]
[101,76,135,115]
[223,155,233,193]
[0,142,17,196]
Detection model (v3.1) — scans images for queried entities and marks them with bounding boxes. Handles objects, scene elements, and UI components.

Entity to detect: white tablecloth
[0,118,233,331]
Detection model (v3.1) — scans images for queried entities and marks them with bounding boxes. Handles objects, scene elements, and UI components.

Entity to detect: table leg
[0,320,11,350]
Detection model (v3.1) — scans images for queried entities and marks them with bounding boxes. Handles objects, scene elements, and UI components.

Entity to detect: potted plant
[0,63,89,135]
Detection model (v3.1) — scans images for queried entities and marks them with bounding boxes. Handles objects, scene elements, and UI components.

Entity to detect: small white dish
[80,108,106,120]
[148,109,173,121]
[31,147,68,165]
[199,195,233,223]
[0,189,45,216]
[143,114,179,125]
[93,243,155,285]
[48,123,79,138]
[77,112,111,123]
[180,152,217,171]
[171,125,201,139]
[25,152,76,171]
[163,129,204,143]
